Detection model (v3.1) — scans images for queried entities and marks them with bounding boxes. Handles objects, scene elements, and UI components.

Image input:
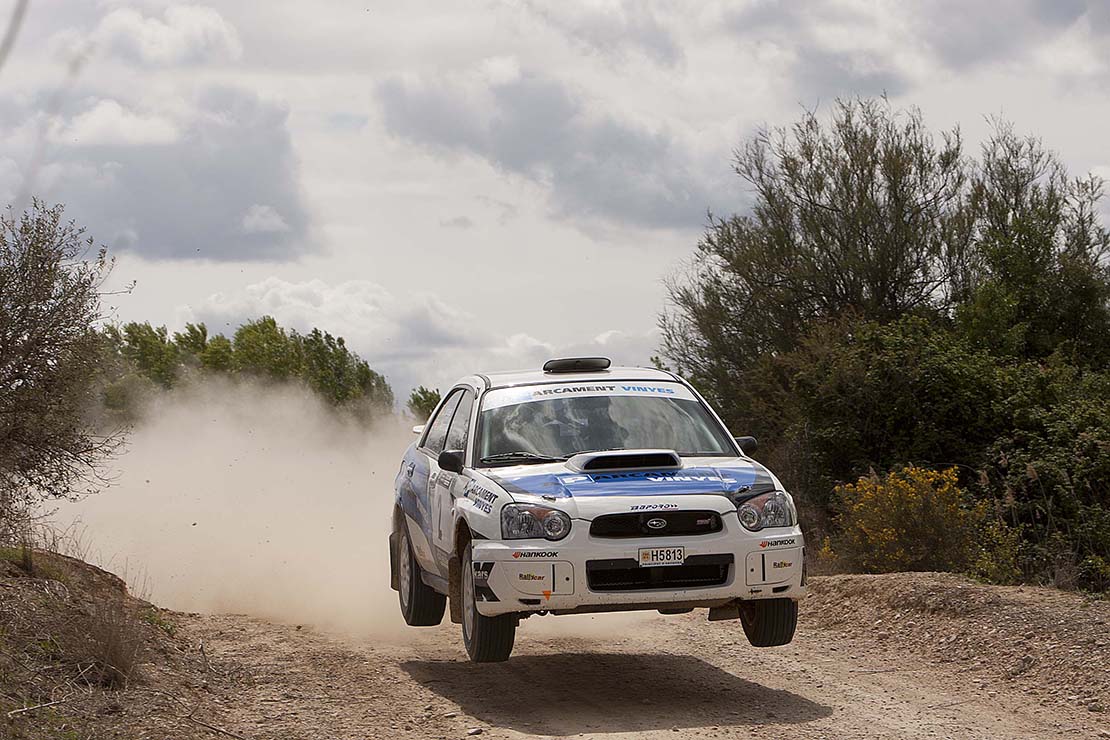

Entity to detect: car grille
[589,510,723,538]
[586,554,733,592]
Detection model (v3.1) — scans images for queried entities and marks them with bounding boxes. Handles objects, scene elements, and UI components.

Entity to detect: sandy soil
[174,575,1109,740]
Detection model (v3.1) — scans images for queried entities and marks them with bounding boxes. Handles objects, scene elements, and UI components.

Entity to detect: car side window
[444,391,474,453]
[423,390,462,456]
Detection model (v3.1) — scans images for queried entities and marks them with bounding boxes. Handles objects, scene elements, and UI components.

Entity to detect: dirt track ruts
[182,576,1109,740]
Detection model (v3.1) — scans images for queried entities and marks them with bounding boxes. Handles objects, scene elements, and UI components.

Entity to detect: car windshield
[477,381,735,464]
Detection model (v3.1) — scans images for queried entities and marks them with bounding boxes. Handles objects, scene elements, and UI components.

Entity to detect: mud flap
[708,602,741,621]
[388,531,399,592]
[448,555,462,624]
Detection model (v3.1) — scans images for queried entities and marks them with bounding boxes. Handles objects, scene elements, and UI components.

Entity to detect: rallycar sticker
[481,382,698,410]
[462,480,499,514]
[472,562,499,602]
[759,537,797,550]
[490,463,776,499]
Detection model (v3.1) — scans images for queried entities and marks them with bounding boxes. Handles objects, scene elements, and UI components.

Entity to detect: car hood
[484,456,778,519]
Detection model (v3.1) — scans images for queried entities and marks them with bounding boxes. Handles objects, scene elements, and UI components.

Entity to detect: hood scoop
[566,449,682,473]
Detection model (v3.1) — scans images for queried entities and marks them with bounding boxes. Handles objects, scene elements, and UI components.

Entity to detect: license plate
[638,546,685,567]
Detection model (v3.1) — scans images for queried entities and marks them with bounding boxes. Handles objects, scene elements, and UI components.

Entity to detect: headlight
[501,503,572,541]
[736,491,796,531]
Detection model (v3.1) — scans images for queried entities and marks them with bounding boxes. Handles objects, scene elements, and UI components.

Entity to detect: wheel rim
[462,548,476,640]
[398,528,412,610]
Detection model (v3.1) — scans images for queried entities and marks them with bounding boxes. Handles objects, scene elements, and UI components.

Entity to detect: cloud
[376,66,728,230]
[182,277,661,400]
[439,215,474,229]
[92,4,243,66]
[5,87,312,261]
[240,204,291,234]
[725,0,1110,99]
[728,1,911,99]
[524,1,684,67]
[907,0,1085,72]
[49,99,180,146]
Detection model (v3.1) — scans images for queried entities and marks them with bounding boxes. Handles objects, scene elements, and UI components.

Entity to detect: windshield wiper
[480,451,567,466]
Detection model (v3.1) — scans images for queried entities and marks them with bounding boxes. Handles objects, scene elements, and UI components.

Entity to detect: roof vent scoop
[543,357,612,373]
[567,449,682,473]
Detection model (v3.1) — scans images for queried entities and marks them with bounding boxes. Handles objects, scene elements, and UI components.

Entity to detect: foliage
[958,125,1110,366]
[663,98,1110,590]
[755,318,1007,513]
[663,98,974,395]
[0,201,125,528]
[985,365,1110,590]
[829,467,984,573]
[101,316,394,417]
[407,386,441,421]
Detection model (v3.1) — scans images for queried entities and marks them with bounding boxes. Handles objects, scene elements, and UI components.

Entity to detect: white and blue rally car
[389,357,805,662]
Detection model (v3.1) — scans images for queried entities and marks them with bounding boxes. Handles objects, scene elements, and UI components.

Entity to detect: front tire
[740,598,797,647]
[397,524,446,626]
[461,542,516,662]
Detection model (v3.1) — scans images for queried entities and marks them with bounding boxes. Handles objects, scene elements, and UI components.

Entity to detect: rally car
[389,357,805,662]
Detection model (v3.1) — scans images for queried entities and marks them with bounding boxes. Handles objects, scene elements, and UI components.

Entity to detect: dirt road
[177,574,1108,740]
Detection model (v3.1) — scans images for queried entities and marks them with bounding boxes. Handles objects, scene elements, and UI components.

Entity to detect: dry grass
[81,597,144,688]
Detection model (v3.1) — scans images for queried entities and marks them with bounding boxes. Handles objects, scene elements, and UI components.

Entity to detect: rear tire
[397,524,446,627]
[740,598,797,647]
[461,542,516,662]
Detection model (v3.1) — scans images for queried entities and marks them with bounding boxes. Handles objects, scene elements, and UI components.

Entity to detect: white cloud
[240,204,291,234]
[93,4,243,66]
[50,99,180,146]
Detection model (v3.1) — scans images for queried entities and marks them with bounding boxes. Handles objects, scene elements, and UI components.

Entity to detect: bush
[987,364,1110,590]
[82,598,142,688]
[830,466,984,573]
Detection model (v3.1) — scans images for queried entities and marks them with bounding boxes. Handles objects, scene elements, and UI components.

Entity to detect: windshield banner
[482,382,697,411]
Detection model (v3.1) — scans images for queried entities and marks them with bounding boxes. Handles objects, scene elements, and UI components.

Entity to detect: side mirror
[438,449,465,474]
[412,425,425,435]
[734,436,758,454]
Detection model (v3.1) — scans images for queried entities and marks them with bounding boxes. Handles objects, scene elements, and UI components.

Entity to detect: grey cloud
[793,47,909,99]
[910,0,1084,71]
[439,215,474,229]
[524,1,683,67]
[376,72,729,230]
[728,1,910,99]
[10,86,311,261]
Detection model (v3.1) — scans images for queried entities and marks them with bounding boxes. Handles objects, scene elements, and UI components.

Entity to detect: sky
[2,0,1109,399]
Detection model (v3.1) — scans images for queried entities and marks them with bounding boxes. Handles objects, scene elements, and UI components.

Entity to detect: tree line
[100,317,394,419]
[663,99,1110,591]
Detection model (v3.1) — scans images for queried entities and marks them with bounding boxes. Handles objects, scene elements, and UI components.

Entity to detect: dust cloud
[58,379,654,643]
[59,380,413,637]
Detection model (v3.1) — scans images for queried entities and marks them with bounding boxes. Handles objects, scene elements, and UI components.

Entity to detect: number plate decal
[638,546,685,567]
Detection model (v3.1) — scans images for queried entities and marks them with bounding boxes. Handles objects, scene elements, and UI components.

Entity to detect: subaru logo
[646,517,667,530]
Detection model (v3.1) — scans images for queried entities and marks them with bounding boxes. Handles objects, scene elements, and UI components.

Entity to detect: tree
[200,333,233,373]
[407,386,441,421]
[299,328,393,412]
[958,126,1110,365]
[663,98,975,401]
[118,322,179,388]
[232,316,301,381]
[0,201,124,528]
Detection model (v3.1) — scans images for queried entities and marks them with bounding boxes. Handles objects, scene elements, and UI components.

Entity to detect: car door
[412,389,462,575]
[434,389,474,564]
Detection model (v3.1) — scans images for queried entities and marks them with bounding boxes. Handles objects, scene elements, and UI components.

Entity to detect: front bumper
[471,515,805,617]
